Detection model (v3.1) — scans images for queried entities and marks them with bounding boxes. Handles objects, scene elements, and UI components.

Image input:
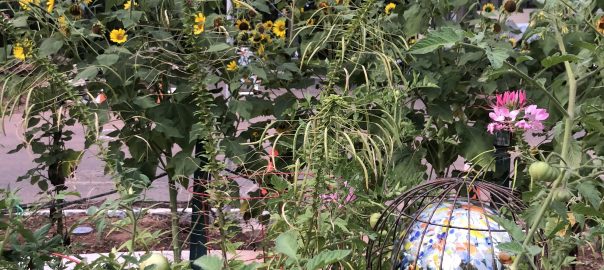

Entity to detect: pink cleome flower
[487,90,549,134]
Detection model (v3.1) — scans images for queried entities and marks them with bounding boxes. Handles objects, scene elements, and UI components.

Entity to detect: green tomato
[370,212,381,229]
[555,188,573,202]
[140,253,170,270]
[529,161,557,182]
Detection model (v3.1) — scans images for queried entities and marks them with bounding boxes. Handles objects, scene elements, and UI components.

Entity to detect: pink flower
[321,181,356,208]
[514,120,531,130]
[489,107,520,122]
[487,122,504,134]
[486,90,549,134]
[525,105,549,121]
[495,90,526,109]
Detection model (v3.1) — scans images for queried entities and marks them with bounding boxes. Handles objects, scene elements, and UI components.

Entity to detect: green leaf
[402,5,426,35]
[229,100,253,120]
[541,54,580,68]
[490,215,525,241]
[11,16,29,28]
[249,64,267,80]
[251,0,271,13]
[39,36,64,57]
[409,27,464,54]
[526,245,543,256]
[485,47,509,69]
[305,250,351,270]
[570,203,603,218]
[497,242,523,254]
[207,43,231,53]
[275,231,299,259]
[167,150,200,179]
[116,10,144,28]
[577,182,601,208]
[193,255,223,270]
[97,54,120,66]
[75,66,99,80]
[134,96,158,109]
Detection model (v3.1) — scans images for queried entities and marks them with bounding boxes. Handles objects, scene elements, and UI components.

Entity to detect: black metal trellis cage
[365,178,543,270]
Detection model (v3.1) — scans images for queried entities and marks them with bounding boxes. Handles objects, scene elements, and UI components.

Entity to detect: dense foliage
[1,0,603,269]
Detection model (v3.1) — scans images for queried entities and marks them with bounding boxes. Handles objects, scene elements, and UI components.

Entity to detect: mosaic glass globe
[366,178,529,270]
[398,201,512,270]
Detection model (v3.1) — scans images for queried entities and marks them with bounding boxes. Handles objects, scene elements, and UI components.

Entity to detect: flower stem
[510,19,577,269]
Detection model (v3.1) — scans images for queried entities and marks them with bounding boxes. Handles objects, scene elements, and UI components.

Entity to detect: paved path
[0,115,192,204]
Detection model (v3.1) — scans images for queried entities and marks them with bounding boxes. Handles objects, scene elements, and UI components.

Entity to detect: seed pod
[503,0,516,13]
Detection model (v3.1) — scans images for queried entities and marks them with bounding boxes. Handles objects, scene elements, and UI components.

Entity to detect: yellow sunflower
[596,16,604,35]
[226,60,238,71]
[193,13,206,35]
[233,0,241,8]
[84,0,92,4]
[236,19,251,31]
[19,0,40,10]
[257,43,265,56]
[58,16,68,35]
[385,3,396,15]
[123,1,138,9]
[482,3,495,13]
[109,28,128,44]
[47,0,54,12]
[13,39,33,61]
[264,20,273,30]
[272,19,287,39]
[306,18,315,26]
[508,37,517,47]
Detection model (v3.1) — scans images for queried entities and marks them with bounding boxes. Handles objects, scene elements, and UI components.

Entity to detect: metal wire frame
[366,178,530,270]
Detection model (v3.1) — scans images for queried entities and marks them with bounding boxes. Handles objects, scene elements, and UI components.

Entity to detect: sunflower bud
[503,0,516,13]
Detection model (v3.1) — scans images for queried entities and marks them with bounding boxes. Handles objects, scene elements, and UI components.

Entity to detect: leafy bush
[1,0,603,269]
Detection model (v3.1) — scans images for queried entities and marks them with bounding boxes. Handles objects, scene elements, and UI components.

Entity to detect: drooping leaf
[39,35,64,57]
[497,242,524,254]
[541,54,580,68]
[577,182,601,209]
[207,43,231,53]
[275,231,299,259]
[409,27,464,54]
[167,150,200,179]
[75,66,99,80]
[490,215,525,242]
[193,255,223,270]
[305,250,351,270]
[485,47,509,69]
[229,100,253,120]
[97,54,120,66]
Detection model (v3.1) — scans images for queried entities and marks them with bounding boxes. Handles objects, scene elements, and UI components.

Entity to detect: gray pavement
[0,115,191,204]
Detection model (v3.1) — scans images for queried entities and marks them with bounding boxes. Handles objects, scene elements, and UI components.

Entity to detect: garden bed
[24,213,265,254]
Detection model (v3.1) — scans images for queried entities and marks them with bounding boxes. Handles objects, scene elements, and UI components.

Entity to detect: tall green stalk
[510,19,577,269]
[167,172,182,263]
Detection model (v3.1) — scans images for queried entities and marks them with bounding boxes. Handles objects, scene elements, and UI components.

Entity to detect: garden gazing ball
[398,201,512,270]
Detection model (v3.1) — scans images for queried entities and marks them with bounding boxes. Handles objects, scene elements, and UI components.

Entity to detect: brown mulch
[23,214,264,254]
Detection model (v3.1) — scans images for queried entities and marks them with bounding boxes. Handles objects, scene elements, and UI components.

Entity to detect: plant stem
[168,173,182,263]
[215,205,231,269]
[510,19,577,270]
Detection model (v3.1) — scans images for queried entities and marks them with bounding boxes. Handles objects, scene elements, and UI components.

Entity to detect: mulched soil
[23,213,265,254]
